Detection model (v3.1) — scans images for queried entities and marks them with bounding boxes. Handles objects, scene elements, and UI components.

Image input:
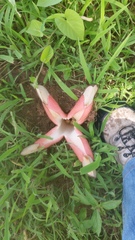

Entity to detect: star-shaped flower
[21,85,98,177]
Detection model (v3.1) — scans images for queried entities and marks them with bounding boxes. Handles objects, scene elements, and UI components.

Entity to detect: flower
[21,85,98,177]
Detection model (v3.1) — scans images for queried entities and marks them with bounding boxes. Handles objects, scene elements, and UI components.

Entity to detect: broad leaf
[40,45,54,63]
[55,9,84,40]
[37,0,62,7]
[101,200,121,210]
[91,209,102,236]
[0,55,14,63]
[85,189,98,207]
[78,208,87,221]
[26,20,45,37]
[80,154,101,175]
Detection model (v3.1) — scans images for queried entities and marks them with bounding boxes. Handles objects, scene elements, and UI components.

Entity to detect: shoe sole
[102,107,135,143]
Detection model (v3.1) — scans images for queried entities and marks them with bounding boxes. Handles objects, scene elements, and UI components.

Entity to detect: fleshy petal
[64,127,93,160]
[67,85,98,124]
[36,85,66,125]
[21,126,64,155]
[35,126,64,148]
[21,143,40,155]
[64,126,96,177]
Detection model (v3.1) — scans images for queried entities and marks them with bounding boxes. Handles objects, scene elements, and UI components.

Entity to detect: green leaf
[96,32,132,83]
[8,0,16,7]
[73,182,97,206]
[0,188,14,208]
[40,45,54,63]
[50,69,78,100]
[104,5,128,29]
[80,0,92,15]
[97,174,108,192]
[8,0,20,17]
[0,100,18,112]
[78,41,92,84]
[21,172,30,184]
[4,207,10,240]
[80,154,101,175]
[91,209,102,236]
[23,193,35,216]
[0,145,19,162]
[51,155,72,179]
[106,0,131,16]
[37,0,62,7]
[0,136,12,148]
[90,24,115,47]
[46,13,65,21]
[83,219,93,230]
[26,19,45,37]
[0,55,14,63]
[74,192,90,206]
[46,199,52,222]
[78,208,87,221]
[55,9,84,40]
[73,121,89,137]
[85,189,98,207]
[101,200,121,210]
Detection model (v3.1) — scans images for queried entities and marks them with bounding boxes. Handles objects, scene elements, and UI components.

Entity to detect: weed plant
[0,0,135,239]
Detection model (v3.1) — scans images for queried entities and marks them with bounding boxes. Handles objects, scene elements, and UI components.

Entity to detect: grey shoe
[102,107,135,165]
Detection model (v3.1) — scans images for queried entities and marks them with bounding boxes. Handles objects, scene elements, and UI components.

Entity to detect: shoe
[101,107,135,165]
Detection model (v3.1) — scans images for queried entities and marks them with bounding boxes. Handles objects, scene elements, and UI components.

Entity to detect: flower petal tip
[21,143,40,155]
[84,85,98,106]
[88,170,96,178]
[36,85,49,104]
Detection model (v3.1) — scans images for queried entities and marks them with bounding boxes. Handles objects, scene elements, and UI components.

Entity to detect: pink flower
[21,85,98,177]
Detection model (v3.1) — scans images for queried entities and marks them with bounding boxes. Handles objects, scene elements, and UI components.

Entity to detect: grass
[0,0,135,239]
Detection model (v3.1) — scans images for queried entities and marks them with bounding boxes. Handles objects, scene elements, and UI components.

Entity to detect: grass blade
[78,41,92,84]
[51,154,72,178]
[50,68,78,100]
[4,207,10,240]
[90,24,115,47]
[0,145,19,162]
[96,32,132,83]
[100,0,105,24]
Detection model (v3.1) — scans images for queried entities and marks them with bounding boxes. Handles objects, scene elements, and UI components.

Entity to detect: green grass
[0,0,135,239]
